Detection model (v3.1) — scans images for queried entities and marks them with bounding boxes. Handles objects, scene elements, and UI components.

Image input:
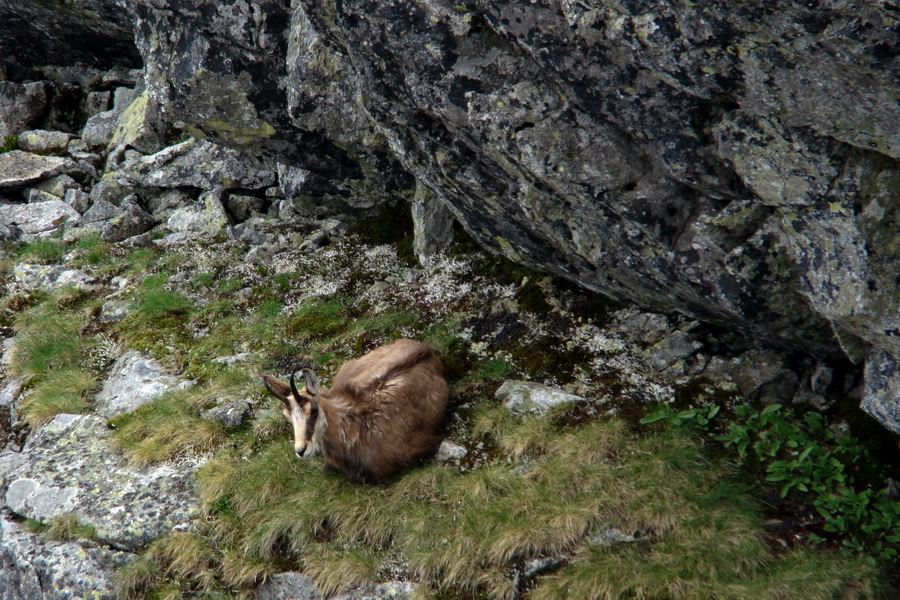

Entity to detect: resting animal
[262,339,449,484]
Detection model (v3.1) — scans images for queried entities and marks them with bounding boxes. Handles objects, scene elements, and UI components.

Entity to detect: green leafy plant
[643,402,900,562]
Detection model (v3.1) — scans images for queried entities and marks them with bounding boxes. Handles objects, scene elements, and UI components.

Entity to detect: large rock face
[3,1,899,430]
[126,0,899,431]
[0,0,139,70]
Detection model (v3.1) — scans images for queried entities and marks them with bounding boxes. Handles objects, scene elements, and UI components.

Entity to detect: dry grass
[111,391,228,468]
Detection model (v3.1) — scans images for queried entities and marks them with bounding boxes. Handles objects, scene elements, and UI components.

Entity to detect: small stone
[258,572,323,600]
[277,163,310,199]
[33,174,79,199]
[435,439,467,461]
[85,91,111,117]
[496,380,584,415]
[586,527,641,546]
[65,188,91,213]
[82,87,138,148]
[226,193,266,222]
[12,264,95,291]
[521,556,567,578]
[644,330,703,372]
[200,401,251,428]
[98,300,132,324]
[0,377,25,408]
[166,189,232,237]
[212,353,255,367]
[81,194,156,243]
[25,189,62,204]
[1,338,17,367]
[299,230,328,252]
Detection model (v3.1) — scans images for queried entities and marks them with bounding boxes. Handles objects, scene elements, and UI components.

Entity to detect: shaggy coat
[263,339,449,485]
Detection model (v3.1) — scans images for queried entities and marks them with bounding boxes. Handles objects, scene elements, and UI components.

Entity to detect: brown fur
[263,339,449,485]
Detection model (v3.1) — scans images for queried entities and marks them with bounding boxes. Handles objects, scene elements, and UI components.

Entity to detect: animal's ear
[301,368,320,396]
[262,375,291,405]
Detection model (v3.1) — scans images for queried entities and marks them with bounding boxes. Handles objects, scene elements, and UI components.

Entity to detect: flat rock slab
[0,515,129,600]
[16,130,75,155]
[0,151,74,189]
[1,200,81,239]
[496,380,585,415]
[3,414,199,551]
[94,350,193,417]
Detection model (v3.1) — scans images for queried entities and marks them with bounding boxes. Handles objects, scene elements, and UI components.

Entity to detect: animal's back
[325,339,449,483]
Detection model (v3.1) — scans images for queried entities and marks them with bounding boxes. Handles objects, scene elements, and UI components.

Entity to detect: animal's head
[262,369,322,459]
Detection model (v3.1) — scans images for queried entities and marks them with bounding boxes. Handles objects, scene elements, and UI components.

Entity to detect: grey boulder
[0,515,128,600]
[2,414,199,552]
[0,81,48,137]
[0,152,74,190]
[80,194,155,242]
[94,350,193,417]
[0,200,81,240]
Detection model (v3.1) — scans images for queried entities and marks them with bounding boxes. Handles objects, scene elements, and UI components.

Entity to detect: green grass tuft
[15,238,68,264]
[18,368,98,427]
[41,514,97,542]
[110,389,229,468]
[1,133,18,153]
[10,301,93,378]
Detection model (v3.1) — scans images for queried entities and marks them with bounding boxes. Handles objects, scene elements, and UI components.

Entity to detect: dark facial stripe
[305,404,319,444]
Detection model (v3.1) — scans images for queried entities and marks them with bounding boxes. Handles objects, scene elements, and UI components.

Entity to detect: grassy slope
[0,224,891,600]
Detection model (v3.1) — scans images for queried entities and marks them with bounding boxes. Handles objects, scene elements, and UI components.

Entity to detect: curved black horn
[289,371,302,399]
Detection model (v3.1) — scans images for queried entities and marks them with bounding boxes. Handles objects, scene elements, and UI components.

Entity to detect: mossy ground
[0,221,894,599]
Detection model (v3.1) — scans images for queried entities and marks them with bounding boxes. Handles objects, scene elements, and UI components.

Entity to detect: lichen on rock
[3,414,199,552]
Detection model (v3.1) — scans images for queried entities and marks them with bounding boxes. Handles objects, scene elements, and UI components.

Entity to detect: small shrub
[642,402,900,562]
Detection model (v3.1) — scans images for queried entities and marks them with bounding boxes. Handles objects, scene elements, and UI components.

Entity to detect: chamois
[262,339,449,485]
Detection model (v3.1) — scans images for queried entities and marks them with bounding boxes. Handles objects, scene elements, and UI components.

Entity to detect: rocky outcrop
[0,515,129,600]
[116,0,900,432]
[2,414,199,551]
